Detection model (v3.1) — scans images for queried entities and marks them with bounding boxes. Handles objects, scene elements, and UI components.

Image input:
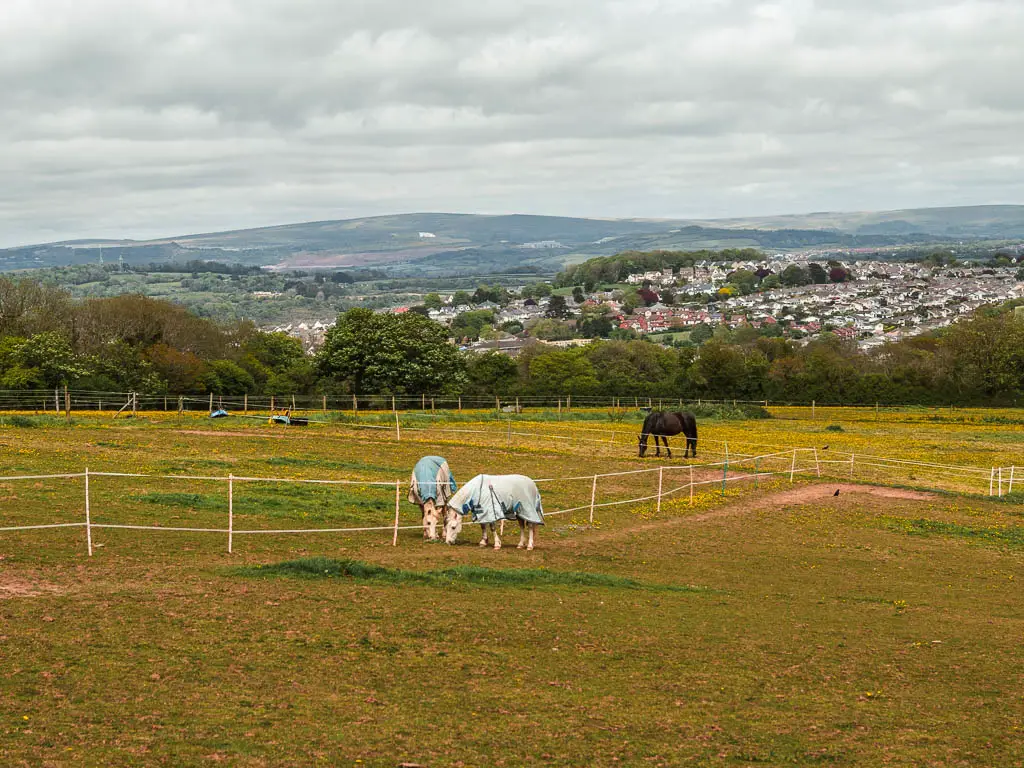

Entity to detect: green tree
[316,308,466,394]
[781,265,810,287]
[525,349,599,395]
[808,263,828,284]
[423,292,443,310]
[546,295,570,319]
[689,323,713,345]
[465,351,519,396]
[450,310,496,341]
[572,286,585,304]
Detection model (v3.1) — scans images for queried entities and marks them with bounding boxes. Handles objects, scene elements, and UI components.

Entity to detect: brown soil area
[574,483,937,545]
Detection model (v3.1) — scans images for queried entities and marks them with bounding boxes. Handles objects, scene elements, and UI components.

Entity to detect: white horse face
[442,507,463,544]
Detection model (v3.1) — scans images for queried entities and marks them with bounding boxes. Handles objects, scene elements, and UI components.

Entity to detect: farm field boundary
[1,446,1017,558]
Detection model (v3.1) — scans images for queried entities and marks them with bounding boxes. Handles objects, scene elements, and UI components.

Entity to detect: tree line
[0,275,1021,405]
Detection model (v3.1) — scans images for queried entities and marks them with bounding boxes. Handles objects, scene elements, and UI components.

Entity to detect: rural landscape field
[1,406,1021,766]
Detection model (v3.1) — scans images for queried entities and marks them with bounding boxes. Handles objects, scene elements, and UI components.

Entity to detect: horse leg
[423,500,437,540]
[493,523,502,550]
[527,523,536,551]
[479,523,489,547]
[654,435,661,457]
[664,436,672,459]
[517,519,526,549]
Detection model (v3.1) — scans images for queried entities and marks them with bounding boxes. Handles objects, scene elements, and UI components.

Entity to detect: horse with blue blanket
[444,474,544,550]
[408,456,457,541]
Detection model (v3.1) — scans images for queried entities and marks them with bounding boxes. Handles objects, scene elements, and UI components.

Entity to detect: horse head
[638,432,649,458]
[442,505,464,544]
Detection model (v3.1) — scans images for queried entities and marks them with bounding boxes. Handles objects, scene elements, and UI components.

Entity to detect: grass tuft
[232,557,708,592]
[882,517,1024,549]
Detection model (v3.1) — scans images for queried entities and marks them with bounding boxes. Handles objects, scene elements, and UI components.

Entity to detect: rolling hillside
[2,206,1021,275]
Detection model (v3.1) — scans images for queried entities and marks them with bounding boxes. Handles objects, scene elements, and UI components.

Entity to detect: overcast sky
[2,0,1023,246]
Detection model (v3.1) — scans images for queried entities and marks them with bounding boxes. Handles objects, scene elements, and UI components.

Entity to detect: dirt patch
[0,572,64,600]
[574,483,938,546]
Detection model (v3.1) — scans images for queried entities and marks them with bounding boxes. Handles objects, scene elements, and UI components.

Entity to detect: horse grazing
[408,456,457,541]
[443,474,544,550]
[638,411,698,458]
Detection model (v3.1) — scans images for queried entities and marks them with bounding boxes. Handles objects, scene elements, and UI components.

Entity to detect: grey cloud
[1,0,1023,245]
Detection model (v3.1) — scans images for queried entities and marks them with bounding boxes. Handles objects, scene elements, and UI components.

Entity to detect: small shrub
[825,424,844,432]
[2,415,39,428]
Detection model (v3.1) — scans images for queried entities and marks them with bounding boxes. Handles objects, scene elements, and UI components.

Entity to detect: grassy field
[1,408,1022,766]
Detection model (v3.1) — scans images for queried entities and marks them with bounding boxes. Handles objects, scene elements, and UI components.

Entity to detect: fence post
[721,455,728,497]
[1010,466,1016,495]
[178,396,184,416]
[209,392,214,413]
[395,411,401,441]
[568,395,571,412]
[392,481,401,546]
[228,474,234,554]
[323,395,327,414]
[507,419,512,447]
[84,467,93,557]
[850,453,855,480]
[431,398,435,419]
[998,467,1003,498]
[689,465,694,505]
[989,468,995,497]
[270,395,275,412]
[64,386,70,419]
[55,387,60,413]
[495,395,500,412]
[813,448,821,478]
[790,448,797,482]
[458,396,462,413]
[132,392,137,416]
[657,466,663,513]
[812,400,816,419]
[352,394,358,413]
[163,395,168,412]
[393,396,397,413]
[589,475,598,524]
[292,395,296,411]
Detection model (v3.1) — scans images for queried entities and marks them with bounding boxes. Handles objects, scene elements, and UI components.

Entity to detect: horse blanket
[446,474,544,526]
[408,456,457,506]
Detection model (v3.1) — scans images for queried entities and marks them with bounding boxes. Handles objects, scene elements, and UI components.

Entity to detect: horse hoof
[478,540,487,547]
[527,545,534,551]
[494,543,501,550]
[517,543,524,549]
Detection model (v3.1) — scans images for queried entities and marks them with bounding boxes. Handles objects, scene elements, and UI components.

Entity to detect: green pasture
[0,412,1022,765]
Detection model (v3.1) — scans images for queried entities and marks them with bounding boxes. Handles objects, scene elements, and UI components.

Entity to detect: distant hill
[2,206,1021,274]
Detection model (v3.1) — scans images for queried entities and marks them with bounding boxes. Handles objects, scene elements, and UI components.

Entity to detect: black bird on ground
[833,489,840,497]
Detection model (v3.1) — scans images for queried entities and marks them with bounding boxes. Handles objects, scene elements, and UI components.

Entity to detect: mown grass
[235,557,709,592]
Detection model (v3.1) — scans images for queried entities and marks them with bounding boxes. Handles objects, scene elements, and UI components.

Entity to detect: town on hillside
[269,250,1024,355]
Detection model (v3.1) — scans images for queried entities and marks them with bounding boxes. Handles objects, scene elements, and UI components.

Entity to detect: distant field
[1,409,1022,765]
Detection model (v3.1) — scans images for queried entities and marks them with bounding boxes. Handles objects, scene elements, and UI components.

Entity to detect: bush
[825,424,845,432]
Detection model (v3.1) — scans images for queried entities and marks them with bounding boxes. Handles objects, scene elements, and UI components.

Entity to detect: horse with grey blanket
[408,456,457,541]
[443,474,544,550]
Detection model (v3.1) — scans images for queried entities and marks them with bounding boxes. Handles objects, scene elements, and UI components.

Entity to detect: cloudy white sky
[2,0,1023,246]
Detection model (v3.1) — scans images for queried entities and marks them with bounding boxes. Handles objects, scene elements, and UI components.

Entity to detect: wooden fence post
[64,386,70,419]
[998,467,1003,497]
[392,396,396,413]
[850,453,855,480]
[458,396,462,412]
[292,395,296,411]
[1009,466,1016,495]
[209,392,214,413]
[495,395,500,412]
[812,400,816,419]
[721,455,728,497]
[84,467,93,557]
[392,481,401,546]
[323,395,327,413]
[790,448,797,483]
[589,475,597,524]
[163,395,168,412]
[353,394,358,413]
[813,448,821,478]
[132,392,137,416]
[228,474,234,554]
[507,419,512,447]
[244,393,248,414]
[178,396,184,415]
[270,395,275,412]
[395,411,401,441]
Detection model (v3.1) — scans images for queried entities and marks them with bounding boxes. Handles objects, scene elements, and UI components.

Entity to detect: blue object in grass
[210,409,229,418]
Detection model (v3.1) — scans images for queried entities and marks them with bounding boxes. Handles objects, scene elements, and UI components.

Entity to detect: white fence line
[1,456,1017,556]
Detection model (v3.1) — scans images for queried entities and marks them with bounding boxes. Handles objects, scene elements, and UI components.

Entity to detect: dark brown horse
[638,411,698,458]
